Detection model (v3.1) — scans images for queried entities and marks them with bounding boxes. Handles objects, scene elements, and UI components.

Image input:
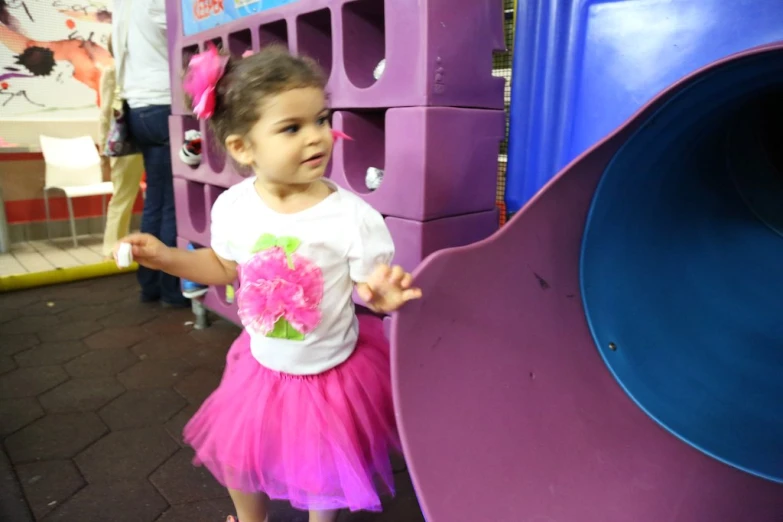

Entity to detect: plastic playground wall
[393,41,783,522]
[166,0,507,325]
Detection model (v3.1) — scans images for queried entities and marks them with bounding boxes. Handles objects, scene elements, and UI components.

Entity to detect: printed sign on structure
[183,0,302,36]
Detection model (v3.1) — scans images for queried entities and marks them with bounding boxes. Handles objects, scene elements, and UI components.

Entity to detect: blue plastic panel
[182,0,301,36]
[580,48,783,482]
[505,0,783,213]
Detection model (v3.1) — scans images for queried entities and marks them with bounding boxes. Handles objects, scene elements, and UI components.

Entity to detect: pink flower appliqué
[236,242,324,340]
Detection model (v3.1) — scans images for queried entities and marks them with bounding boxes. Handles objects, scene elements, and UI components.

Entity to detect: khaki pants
[102,154,145,257]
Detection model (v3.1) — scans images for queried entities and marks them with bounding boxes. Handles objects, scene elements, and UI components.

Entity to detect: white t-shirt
[112,0,171,108]
[211,178,394,375]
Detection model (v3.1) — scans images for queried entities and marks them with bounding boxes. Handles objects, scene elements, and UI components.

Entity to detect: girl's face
[227,87,333,188]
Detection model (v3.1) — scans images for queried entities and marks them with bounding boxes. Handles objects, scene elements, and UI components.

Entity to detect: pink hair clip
[331,129,353,141]
[183,42,228,120]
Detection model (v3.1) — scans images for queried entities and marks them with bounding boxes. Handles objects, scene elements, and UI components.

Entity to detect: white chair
[39,135,114,247]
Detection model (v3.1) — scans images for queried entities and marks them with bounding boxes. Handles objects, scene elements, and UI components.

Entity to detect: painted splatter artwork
[0,0,112,116]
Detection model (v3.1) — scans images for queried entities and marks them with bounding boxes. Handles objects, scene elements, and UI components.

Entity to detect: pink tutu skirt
[183,314,401,512]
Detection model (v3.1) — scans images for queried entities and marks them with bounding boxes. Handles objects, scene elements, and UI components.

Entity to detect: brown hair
[189,45,327,145]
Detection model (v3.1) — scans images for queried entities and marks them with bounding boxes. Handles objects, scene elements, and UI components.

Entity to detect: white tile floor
[0,234,106,276]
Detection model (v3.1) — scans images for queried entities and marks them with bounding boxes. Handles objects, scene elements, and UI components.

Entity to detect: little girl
[117,44,421,522]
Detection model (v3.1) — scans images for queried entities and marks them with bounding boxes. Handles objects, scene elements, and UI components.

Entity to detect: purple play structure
[168,1,783,521]
[168,0,505,115]
[392,42,783,521]
[166,0,506,321]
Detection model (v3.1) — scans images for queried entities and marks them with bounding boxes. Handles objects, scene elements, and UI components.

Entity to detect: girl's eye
[283,124,300,134]
[317,116,329,126]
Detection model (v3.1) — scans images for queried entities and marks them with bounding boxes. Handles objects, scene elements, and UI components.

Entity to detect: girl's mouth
[303,153,325,166]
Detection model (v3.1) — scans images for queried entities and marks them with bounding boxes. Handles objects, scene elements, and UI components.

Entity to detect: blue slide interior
[505,0,783,212]
[581,49,783,483]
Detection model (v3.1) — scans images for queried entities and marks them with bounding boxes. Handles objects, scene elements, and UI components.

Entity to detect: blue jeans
[127,104,186,305]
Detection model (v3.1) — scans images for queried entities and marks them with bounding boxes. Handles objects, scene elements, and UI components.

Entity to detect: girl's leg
[309,509,340,522]
[228,489,268,522]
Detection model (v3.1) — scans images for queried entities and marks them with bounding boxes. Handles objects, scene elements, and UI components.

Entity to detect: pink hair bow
[331,129,353,141]
[183,43,228,120]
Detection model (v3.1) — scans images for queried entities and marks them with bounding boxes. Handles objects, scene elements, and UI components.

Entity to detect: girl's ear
[225,134,254,166]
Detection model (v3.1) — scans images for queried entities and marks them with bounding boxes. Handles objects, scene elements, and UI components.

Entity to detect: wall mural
[0,0,112,118]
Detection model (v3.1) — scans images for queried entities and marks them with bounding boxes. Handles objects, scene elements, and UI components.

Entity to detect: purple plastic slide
[391,42,783,522]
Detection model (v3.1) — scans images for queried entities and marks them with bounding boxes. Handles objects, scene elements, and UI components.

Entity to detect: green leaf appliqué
[250,234,302,269]
[267,317,305,341]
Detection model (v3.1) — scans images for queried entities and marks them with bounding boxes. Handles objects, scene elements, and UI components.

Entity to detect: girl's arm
[159,245,237,286]
[118,232,237,286]
[348,208,421,313]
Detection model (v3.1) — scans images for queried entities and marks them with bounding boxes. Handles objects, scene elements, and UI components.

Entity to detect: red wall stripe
[1,152,43,161]
[5,194,144,224]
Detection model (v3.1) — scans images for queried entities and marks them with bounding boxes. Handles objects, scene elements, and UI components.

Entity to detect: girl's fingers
[388,265,405,286]
[122,233,147,245]
[356,283,374,303]
[371,264,391,284]
[402,288,422,302]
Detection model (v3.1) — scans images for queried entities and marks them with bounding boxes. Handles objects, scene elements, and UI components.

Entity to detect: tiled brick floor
[0,274,425,522]
[0,235,106,277]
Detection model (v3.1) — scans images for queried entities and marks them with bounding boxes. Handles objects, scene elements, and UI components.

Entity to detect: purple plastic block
[172,107,505,221]
[165,0,505,116]
[202,284,241,325]
[352,209,498,305]
[390,43,783,522]
[386,210,499,275]
[329,108,506,221]
[170,116,250,188]
[173,178,225,246]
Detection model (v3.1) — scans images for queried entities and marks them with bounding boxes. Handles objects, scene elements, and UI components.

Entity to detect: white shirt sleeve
[148,0,167,30]
[348,207,395,282]
[210,192,234,261]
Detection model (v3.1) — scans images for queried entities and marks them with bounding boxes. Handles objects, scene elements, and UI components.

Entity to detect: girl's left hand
[357,264,422,313]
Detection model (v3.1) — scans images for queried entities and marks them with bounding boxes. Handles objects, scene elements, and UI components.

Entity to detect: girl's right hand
[115,233,170,270]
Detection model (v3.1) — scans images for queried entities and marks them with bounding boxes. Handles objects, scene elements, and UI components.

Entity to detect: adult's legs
[102,154,144,257]
[127,104,187,306]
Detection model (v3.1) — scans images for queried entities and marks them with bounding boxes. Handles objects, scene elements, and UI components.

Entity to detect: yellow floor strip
[0,262,138,293]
